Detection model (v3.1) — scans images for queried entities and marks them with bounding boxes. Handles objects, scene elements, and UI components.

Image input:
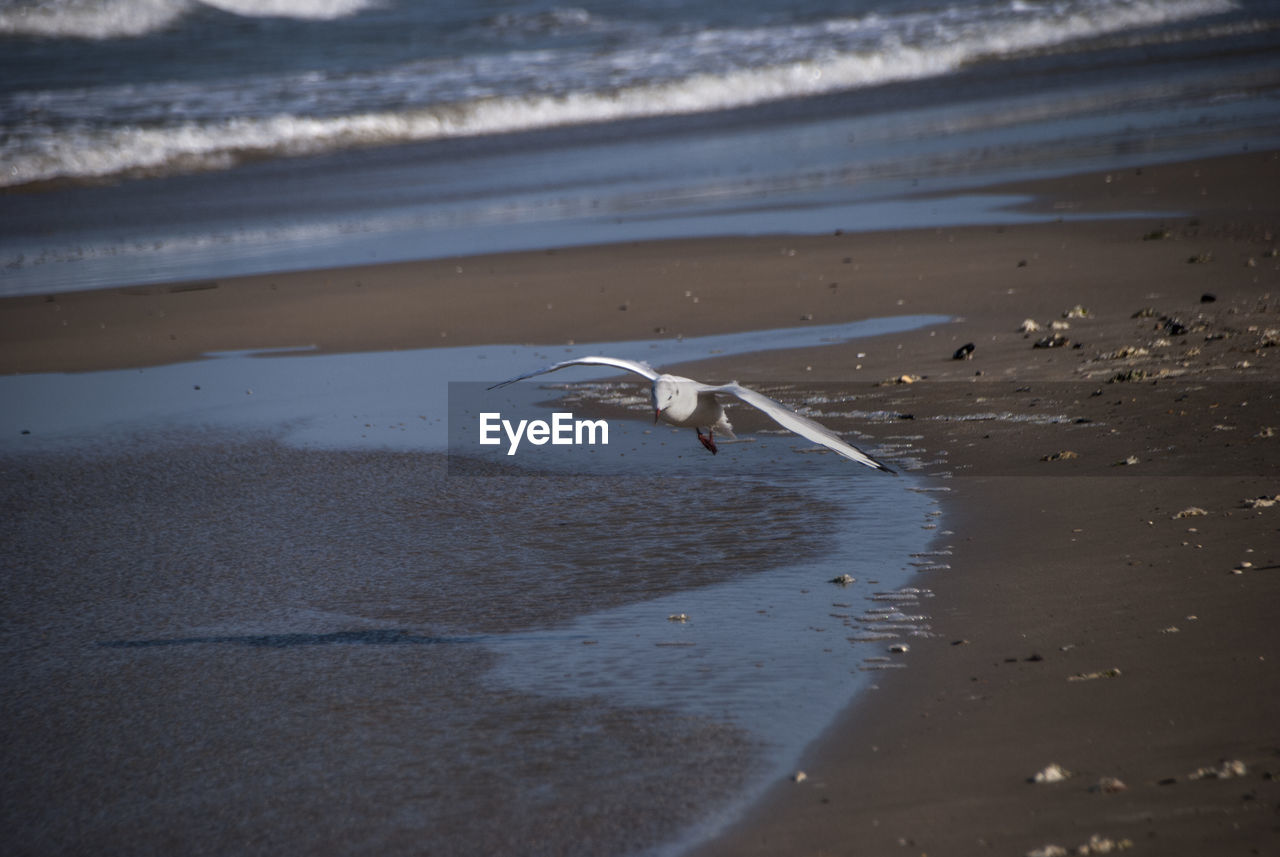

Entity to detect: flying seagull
[488,355,894,473]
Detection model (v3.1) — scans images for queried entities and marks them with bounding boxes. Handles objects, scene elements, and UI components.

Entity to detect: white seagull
[489,355,894,473]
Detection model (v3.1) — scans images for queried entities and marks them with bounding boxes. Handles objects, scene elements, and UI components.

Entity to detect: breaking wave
[0,0,1242,187]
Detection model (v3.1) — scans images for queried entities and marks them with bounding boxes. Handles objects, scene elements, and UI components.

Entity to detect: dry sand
[3,149,1278,856]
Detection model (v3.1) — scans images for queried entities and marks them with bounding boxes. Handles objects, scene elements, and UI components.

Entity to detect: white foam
[0,0,378,39]
[0,0,192,40]
[0,0,1241,186]
[199,0,380,21]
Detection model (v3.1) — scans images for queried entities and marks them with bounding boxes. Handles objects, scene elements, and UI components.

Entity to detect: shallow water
[0,314,949,451]
[1,319,950,855]
[481,453,944,855]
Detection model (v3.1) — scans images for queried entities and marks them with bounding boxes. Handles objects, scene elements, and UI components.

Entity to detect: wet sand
[1,442,789,856]
[3,149,1279,855]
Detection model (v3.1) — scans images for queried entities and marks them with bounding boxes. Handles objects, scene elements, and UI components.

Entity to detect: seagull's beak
[654,408,662,424]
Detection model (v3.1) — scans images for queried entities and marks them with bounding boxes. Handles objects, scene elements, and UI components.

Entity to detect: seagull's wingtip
[859,454,896,475]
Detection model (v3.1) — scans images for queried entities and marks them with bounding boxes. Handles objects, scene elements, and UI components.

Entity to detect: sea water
[3,0,1280,294]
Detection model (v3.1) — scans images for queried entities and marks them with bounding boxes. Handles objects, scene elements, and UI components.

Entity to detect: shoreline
[2,149,1278,856]
[2,149,1275,377]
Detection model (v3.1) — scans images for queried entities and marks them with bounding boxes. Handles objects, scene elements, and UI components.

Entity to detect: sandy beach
[3,149,1278,855]
[691,154,1280,856]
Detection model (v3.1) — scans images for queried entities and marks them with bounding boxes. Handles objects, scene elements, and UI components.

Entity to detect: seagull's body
[488,355,894,473]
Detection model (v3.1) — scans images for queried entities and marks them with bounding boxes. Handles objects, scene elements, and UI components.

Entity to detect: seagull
[488,355,894,473]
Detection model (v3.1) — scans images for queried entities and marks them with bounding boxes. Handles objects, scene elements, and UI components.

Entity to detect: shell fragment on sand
[1027,834,1133,857]
[1092,776,1128,794]
[1188,759,1247,780]
[1031,763,1072,784]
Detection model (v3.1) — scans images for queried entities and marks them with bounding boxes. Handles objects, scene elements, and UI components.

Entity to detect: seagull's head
[651,376,679,423]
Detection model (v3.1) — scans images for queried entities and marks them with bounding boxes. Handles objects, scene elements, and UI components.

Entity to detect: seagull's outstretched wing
[488,355,660,390]
[702,382,895,474]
